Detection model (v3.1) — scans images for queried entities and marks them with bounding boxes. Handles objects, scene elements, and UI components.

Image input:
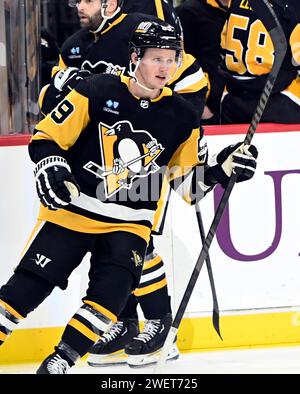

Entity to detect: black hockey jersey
[31,74,204,242]
[220,0,300,97]
[123,0,182,35]
[55,12,207,114]
[176,0,228,115]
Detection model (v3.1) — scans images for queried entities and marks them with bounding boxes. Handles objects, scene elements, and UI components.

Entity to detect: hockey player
[40,0,209,368]
[0,20,257,374]
[176,0,229,124]
[220,0,300,124]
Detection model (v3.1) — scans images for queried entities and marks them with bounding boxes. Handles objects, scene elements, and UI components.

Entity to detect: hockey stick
[154,0,287,373]
[84,152,152,178]
[195,204,222,339]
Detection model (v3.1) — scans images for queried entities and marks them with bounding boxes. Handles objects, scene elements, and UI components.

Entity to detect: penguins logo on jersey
[81,60,126,76]
[84,120,164,198]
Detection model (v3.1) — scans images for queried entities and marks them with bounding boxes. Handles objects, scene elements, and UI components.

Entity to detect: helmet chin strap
[128,59,157,93]
[91,4,121,34]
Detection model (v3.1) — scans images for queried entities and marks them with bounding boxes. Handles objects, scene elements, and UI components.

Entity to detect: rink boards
[0,123,300,363]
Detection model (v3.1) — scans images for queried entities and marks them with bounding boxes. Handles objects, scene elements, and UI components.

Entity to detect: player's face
[76,0,117,29]
[135,48,177,90]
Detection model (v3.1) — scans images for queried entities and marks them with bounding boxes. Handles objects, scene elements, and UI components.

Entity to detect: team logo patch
[84,120,164,198]
[69,47,81,59]
[131,250,143,267]
[81,60,126,76]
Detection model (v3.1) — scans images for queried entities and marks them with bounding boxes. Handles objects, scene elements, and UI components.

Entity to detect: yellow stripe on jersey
[154,0,165,20]
[37,205,151,243]
[102,14,127,35]
[168,128,202,182]
[33,89,90,150]
[84,300,117,323]
[0,300,24,320]
[152,176,171,233]
[290,24,300,66]
[133,278,167,296]
[143,255,162,270]
[68,318,100,342]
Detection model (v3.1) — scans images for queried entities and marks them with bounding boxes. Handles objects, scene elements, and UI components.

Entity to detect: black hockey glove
[207,143,258,188]
[53,67,91,94]
[40,67,91,115]
[34,156,80,210]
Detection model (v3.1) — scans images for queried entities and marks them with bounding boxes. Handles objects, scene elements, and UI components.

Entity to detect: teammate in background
[40,0,208,368]
[220,0,300,124]
[0,20,257,374]
[41,28,60,87]
[123,0,182,35]
[176,0,229,124]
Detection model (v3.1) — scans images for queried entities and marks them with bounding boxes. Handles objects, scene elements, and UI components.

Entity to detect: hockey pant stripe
[0,299,23,342]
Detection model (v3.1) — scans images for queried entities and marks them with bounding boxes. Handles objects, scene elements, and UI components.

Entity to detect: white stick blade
[154,327,178,374]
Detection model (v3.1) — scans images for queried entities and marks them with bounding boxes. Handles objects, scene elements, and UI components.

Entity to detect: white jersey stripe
[174,68,205,92]
[71,192,155,223]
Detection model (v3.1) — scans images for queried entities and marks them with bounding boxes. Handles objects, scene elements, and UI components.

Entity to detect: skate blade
[87,349,128,367]
[127,345,179,369]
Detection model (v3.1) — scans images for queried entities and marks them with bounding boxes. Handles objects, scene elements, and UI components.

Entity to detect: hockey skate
[87,318,139,367]
[36,352,70,374]
[125,313,179,368]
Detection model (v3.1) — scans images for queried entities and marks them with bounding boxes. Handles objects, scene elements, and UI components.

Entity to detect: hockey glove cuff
[206,143,258,188]
[34,156,80,210]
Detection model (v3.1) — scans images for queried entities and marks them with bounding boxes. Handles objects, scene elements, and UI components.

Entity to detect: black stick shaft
[195,206,222,338]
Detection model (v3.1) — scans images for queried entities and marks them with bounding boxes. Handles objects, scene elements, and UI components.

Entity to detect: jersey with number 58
[220,0,300,96]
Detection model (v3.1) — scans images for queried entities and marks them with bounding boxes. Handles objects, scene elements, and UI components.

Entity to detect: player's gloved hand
[209,143,258,188]
[53,67,91,93]
[40,67,91,115]
[34,156,80,210]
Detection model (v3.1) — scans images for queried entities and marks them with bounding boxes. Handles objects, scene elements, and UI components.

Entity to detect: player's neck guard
[91,5,121,34]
